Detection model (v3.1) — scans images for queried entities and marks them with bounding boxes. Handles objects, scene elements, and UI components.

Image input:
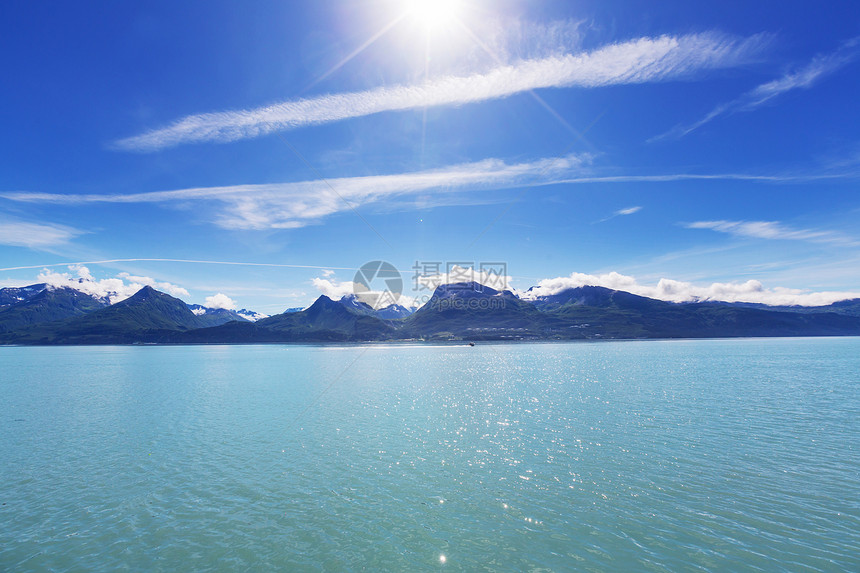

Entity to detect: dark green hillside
[172,295,396,343]
[403,282,546,339]
[2,286,208,344]
[0,283,47,307]
[703,298,860,317]
[540,286,860,339]
[3,283,859,345]
[0,287,106,333]
[186,304,251,327]
[259,295,395,340]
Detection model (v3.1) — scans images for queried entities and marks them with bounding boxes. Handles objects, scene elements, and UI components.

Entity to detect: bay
[1,338,858,571]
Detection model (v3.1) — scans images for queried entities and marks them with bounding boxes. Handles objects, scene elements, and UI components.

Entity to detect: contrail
[0,258,361,273]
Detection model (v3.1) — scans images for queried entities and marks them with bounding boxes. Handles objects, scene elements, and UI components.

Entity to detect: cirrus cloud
[2,154,593,230]
[0,219,82,249]
[653,36,860,141]
[686,220,858,246]
[114,32,768,151]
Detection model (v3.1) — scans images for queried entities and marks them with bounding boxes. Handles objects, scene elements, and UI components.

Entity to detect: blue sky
[1,0,859,313]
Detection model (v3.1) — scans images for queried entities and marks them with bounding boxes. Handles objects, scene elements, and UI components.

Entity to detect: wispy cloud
[0,258,361,273]
[114,32,767,151]
[2,154,594,230]
[594,205,642,223]
[0,219,82,249]
[6,155,860,232]
[653,37,860,141]
[556,172,855,184]
[521,270,860,306]
[686,220,857,246]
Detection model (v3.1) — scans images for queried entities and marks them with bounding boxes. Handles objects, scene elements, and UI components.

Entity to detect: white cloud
[477,19,588,65]
[686,220,857,245]
[2,154,593,230]
[311,277,358,300]
[311,265,515,310]
[653,36,859,140]
[311,275,418,309]
[204,293,237,310]
[616,206,642,216]
[113,32,766,151]
[521,270,860,306]
[36,265,189,304]
[314,266,860,308]
[6,158,855,234]
[555,172,851,184]
[0,219,82,249]
[116,272,191,298]
[595,205,643,223]
[311,263,512,308]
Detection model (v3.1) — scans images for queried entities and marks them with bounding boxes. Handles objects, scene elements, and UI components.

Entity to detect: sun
[405,0,462,30]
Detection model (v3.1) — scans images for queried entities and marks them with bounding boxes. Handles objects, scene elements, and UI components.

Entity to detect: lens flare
[406,0,461,29]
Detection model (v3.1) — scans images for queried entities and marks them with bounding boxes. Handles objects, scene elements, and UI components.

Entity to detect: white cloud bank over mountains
[312,264,516,309]
[311,266,860,308]
[6,263,859,311]
[114,32,767,151]
[37,265,190,304]
[34,266,245,310]
[521,271,860,307]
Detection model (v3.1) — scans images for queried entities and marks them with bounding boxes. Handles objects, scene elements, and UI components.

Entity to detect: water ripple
[1,339,859,571]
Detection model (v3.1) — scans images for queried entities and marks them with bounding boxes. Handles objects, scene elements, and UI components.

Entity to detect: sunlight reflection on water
[1,339,859,571]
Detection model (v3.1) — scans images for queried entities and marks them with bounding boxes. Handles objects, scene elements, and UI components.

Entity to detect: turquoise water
[1,339,859,571]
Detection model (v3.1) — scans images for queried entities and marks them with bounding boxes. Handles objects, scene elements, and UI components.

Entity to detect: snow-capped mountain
[0,283,48,307]
[186,304,254,326]
[3,281,860,344]
[236,308,270,321]
[339,294,415,319]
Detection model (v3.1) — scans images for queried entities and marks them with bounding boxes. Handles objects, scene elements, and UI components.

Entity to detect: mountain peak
[309,294,338,308]
[129,285,158,300]
[432,281,504,299]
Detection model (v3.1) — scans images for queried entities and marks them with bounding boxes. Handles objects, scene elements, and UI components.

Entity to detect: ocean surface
[1,338,858,572]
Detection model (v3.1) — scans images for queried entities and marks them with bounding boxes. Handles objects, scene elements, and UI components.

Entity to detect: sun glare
[406,0,461,30]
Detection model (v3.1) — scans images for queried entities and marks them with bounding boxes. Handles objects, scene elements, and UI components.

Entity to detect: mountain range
[1,281,859,345]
